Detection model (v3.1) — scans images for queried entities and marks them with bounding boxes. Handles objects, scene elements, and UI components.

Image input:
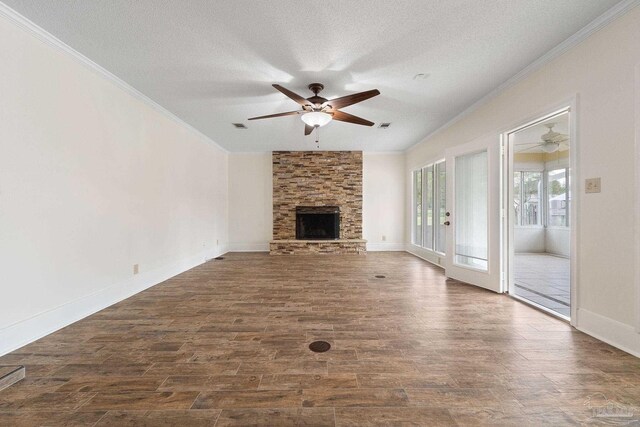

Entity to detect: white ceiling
[2,0,620,151]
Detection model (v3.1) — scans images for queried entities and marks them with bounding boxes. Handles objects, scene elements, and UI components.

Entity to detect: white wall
[363,153,406,250]
[515,227,570,256]
[514,228,546,253]
[405,8,640,354]
[228,153,272,251]
[227,152,405,251]
[546,228,571,257]
[0,13,228,355]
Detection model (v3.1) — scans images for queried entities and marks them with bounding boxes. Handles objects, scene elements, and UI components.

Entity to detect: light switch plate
[585,177,601,193]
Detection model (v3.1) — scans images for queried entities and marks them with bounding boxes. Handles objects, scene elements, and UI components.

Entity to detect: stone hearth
[270,239,367,255]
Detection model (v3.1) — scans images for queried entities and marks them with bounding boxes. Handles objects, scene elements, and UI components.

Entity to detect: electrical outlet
[382,235,387,241]
[133,264,139,275]
[585,177,601,193]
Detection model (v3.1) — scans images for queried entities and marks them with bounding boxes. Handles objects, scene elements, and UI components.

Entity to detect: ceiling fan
[517,123,569,153]
[248,83,380,136]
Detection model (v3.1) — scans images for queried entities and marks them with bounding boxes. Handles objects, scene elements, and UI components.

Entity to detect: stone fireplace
[270,151,366,255]
[296,206,340,240]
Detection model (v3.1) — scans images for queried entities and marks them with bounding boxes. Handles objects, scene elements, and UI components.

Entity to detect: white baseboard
[366,242,406,252]
[577,308,640,357]
[227,242,270,252]
[0,248,225,356]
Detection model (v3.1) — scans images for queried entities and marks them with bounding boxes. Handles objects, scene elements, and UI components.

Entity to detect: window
[454,151,488,270]
[412,160,446,253]
[513,171,542,226]
[547,168,569,227]
[412,169,422,245]
[435,162,447,253]
[424,165,434,250]
[514,168,569,228]
[513,172,521,226]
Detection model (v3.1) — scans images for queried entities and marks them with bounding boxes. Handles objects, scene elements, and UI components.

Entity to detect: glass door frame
[502,102,578,325]
[444,133,503,293]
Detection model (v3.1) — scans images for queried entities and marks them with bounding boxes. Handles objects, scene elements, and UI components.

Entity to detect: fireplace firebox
[296,206,340,240]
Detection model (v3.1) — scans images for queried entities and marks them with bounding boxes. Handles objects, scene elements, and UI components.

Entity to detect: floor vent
[375,275,386,279]
[0,366,25,392]
[214,256,225,260]
[309,341,331,353]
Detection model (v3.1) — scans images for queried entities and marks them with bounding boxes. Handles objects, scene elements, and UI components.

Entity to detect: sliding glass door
[411,161,446,254]
[507,109,572,319]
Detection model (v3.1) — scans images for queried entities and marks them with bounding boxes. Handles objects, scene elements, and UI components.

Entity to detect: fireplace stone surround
[270,151,366,255]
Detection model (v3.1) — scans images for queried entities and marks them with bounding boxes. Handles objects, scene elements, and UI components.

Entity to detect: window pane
[413,170,423,245]
[521,172,542,226]
[455,151,488,270]
[424,165,434,249]
[548,168,568,227]
[435,161,446,253]
[513,172,521,226]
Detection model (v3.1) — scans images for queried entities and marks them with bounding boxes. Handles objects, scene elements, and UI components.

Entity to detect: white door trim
[500,96,579,326]
[635,63,640,333]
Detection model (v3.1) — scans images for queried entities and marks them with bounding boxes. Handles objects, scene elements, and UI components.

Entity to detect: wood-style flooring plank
[0,252,638,425]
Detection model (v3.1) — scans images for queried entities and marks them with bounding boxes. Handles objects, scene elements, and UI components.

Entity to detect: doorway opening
[506,109,572,319]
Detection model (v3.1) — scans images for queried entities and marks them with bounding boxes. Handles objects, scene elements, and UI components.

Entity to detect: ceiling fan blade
[248,110,301,120]
[304,124,314,136]
[323,89,380,110]
[331,110,375,126]
[273,84,313,107]
[515,144,544,153]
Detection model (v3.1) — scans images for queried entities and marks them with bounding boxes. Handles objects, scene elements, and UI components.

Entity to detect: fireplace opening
[296,206,340,240]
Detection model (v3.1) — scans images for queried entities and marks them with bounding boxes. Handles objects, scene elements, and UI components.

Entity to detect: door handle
[444,221,451,226]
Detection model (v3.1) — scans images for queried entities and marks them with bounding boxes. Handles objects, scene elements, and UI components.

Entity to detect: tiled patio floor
[513,253,570,317]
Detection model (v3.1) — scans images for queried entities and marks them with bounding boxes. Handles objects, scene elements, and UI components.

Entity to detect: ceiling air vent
[232,123,247,129]
[379,123,391,129]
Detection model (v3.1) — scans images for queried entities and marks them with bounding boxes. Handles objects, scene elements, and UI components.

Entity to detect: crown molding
[408,0,640,152]
[362,151,406,155]
[0,2,228,153]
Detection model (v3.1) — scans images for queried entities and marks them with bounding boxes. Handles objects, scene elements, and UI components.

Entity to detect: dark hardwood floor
[0,252,639,426]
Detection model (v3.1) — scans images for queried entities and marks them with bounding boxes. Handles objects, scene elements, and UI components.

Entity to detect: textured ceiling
[2,0,620,151]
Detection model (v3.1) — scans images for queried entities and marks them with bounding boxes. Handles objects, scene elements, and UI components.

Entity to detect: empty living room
[2,1,640,425]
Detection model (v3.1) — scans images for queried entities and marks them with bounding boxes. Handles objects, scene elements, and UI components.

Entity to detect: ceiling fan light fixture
[541,141,559,153]
[301,111,332,128]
